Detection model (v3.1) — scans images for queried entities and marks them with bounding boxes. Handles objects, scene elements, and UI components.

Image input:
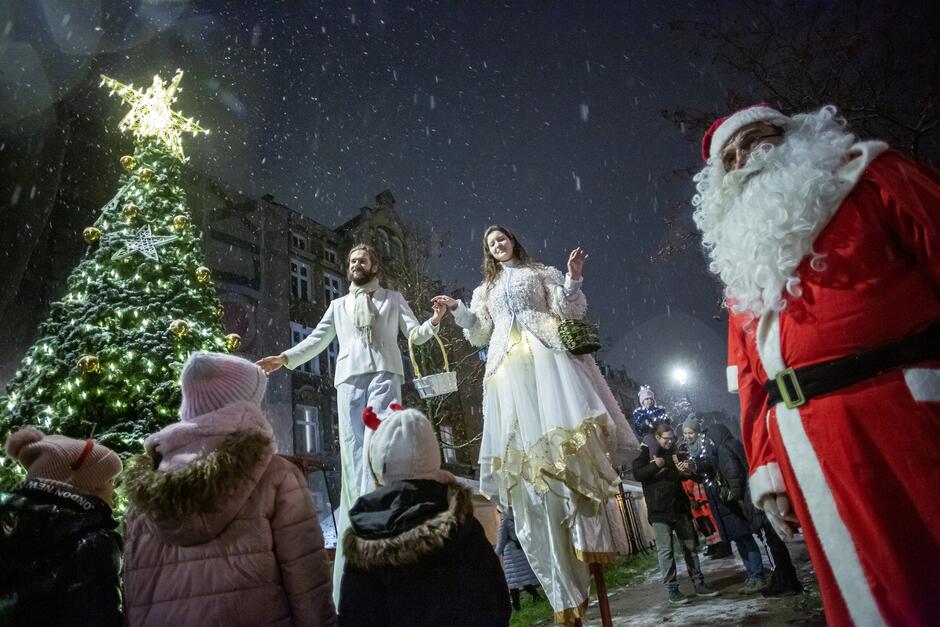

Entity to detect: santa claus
[692,104,940,626]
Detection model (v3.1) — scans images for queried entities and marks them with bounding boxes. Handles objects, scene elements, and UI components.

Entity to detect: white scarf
[350,277,381,345]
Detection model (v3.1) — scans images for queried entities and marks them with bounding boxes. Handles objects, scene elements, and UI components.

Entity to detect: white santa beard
[692,107,859,318]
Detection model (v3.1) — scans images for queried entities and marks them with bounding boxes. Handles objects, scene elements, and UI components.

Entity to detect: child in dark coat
[339,405,511,627]
[0,427,124,627]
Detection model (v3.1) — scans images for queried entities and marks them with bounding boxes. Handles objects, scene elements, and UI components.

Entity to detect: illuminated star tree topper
[100,69,209,161]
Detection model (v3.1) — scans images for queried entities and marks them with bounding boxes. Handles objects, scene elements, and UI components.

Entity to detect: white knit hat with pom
[367,406,455,486]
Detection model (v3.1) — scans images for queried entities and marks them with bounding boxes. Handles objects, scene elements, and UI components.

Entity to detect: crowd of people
[1,102,938,626]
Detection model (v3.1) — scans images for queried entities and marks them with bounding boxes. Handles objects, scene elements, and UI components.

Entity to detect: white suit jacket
[281,287,438,386]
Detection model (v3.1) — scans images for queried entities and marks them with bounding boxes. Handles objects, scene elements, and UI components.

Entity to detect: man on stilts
[258,244,445,606]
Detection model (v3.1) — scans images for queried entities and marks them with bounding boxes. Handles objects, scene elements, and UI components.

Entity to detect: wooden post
[591,562,613,627]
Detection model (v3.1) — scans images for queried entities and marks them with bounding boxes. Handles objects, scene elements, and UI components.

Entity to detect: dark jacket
[632,405,669,438]
[339,479,511,627]
[495,511,539,590]
[632,445,692,524]
[696,424,764,542]
[0,479,123,627]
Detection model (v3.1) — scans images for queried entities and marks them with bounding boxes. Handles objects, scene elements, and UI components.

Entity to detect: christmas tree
[0,70,239,486]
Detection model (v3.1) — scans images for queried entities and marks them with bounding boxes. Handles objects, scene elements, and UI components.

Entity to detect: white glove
[760,492,800,540]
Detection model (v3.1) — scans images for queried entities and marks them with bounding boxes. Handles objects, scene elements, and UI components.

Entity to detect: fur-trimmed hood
[122,411,275,546]
[343,480,474,570]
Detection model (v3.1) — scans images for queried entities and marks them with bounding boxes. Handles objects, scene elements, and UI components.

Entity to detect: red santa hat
[701,103,790,163]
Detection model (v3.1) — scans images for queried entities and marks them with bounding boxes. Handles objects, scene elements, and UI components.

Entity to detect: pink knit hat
[180,352,267,421]
[4,427,122,504]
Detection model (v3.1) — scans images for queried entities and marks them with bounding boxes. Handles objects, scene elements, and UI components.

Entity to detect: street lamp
[671,367,688,386]
[671,366,692,405]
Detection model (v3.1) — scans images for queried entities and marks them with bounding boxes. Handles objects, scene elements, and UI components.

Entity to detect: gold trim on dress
[575,549,618,564]
[552,597,589,624]
[488,416,620,514]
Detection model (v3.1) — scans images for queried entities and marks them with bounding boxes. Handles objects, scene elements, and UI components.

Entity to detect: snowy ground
[579,536,825,626]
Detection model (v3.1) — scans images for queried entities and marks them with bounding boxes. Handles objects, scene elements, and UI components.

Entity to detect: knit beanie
[367,407,455,486]
[638,386,655,403]
[180,352,267,421]
[683,416,702,433]
[4,427,122,504]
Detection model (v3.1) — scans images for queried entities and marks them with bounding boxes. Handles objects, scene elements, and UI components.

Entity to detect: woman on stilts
[434,225,637,625]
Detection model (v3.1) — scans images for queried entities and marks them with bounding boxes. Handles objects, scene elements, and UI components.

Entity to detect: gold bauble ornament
[77,355,101,374]
[122,203,140,220]
[215,304,225,320]
[120,155,137,171]
[138,168,154,182]
[168,319,189,338]
[82,227,101,244]
[224,333,242,351]
[173,215,191,230]
[195,266,211,283]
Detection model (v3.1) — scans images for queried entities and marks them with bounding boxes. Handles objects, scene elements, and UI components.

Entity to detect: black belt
[765,323,940,409]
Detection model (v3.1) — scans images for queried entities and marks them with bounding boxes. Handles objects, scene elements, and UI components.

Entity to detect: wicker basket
[408,330,459,399]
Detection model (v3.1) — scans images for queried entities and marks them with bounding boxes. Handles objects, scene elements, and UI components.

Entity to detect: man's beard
[348,266,379,286]
[692,106,858,318]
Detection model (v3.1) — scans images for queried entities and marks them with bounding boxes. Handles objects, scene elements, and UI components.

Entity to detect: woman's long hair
[481,225,535,287]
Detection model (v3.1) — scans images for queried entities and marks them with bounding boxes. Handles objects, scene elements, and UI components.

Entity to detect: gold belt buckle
[775,367,806,409]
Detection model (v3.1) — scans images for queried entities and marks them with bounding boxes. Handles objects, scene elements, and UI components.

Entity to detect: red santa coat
[727,149,940,627]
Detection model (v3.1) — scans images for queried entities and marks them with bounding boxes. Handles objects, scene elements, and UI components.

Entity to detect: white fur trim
[748,462,786,507]
[776,406,886,626]
[756,312,887,626]
[903,367,940,402]
[709,106,790,162]
[836,140,889,185]
[726,365,739,393]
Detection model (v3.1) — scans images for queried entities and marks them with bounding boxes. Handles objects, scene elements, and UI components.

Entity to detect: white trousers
[332,371,403,607]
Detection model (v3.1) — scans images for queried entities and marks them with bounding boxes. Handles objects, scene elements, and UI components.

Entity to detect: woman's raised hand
[567,247,588,281]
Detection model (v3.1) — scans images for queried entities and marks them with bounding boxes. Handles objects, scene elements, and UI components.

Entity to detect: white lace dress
[454,261,636,622]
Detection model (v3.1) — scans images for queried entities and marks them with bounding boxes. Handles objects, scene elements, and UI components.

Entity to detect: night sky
[1,2,774,413]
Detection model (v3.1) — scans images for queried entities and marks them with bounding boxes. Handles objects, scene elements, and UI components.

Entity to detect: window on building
[324,272,344,302]
[294,405,322,456]
[376,228,392,258]
[324,248,338,265]
[440,425,458,463]
[390,237,404,260]
[289,322,320,375]
[290,259,312,302]
[291,232,308,251]
[326,339,339,376]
